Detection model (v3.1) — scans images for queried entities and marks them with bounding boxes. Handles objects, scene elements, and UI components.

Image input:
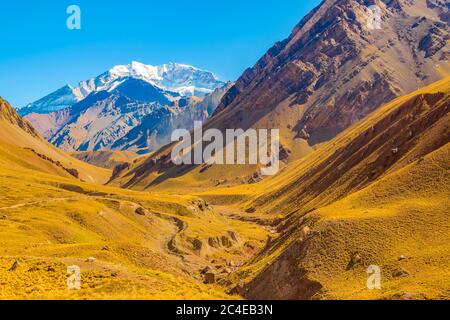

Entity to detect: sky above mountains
[0,0,320,107]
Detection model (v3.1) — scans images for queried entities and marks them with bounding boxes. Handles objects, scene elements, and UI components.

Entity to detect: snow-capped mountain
[19,62,225,116]
[19,85,86,116]
[100,62,224,96]
[25,76,232,153]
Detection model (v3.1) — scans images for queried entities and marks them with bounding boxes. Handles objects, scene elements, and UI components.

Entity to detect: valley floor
[0,162,269,299]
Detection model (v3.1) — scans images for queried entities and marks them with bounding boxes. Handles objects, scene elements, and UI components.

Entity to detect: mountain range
[22,62,229,153]
[110,0,449,190]
[19,62,225,116]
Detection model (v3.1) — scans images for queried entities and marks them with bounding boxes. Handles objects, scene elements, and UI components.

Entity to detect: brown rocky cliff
[214,0,449,145]
[0,97,40,138]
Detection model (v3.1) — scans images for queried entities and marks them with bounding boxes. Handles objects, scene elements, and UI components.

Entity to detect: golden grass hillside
[0,98,111,184]
[0,157,267,299]
[71,150,140,169]
[1,73,449,299]
[0,98,268,299]
[0,167,265,299]
[229,77,450,300]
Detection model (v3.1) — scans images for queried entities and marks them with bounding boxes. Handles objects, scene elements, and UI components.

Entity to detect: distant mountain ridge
[47,78,179,152]
[19,61,228,153]
[25,76,232,153]
[19,61,225,116]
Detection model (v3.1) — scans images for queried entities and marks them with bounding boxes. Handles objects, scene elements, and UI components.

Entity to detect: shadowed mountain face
[111,82,234,153]
[214,0,449,145]
[111,78,175,105]
[46,78,179,152]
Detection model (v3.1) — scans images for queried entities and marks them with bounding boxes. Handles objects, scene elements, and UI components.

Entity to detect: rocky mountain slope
[1,97,39,137]
[214,0,449,145]
[110,82,234,153]
[47,78,179,152]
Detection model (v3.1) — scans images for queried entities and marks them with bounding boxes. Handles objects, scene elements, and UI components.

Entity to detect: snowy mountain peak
[88,61,224,98]
[106,61,221,91]
[19,61,226,115]
[108,61,162,81]
[19,85,84,116]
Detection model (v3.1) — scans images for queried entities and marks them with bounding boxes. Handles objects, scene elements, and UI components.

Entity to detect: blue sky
[0,0,320,107]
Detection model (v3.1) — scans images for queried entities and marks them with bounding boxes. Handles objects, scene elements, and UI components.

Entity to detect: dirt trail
[0,197,81,211]
[153,212,187,259]
[90,194,191,260]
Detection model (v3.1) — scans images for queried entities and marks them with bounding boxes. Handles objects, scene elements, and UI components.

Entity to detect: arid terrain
[2,74,449,299]
[0,0,449,300]
[0,98,268,299]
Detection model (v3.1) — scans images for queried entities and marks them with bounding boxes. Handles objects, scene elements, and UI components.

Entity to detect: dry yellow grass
[0,99,268,300]
[0,157,268,299]
[0,157,267,299]
[0,122,111,184]
[299,144,450,300]
[70,150,141,169]
[231,77,450,300]
[1,75,449,300]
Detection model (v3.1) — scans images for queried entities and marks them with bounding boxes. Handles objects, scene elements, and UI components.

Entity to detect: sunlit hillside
[1,74,449,299]
[0,98,268,299]
[71,150,140,169]
[0,98,111,184]
[229,77,450,300]
[104,72,450,300]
